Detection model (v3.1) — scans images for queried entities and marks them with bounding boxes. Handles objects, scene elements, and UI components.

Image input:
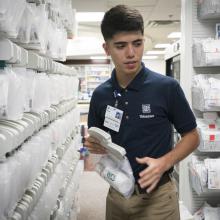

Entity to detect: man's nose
[126,45,135,57]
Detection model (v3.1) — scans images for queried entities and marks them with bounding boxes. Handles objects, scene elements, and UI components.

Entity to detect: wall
[143,59,166,75]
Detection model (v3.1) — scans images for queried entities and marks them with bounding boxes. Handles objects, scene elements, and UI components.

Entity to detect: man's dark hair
[101,5,144,41]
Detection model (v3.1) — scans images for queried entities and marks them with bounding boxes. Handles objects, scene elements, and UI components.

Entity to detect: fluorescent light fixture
[142,56,158,59]
[76,12,104,22]
[167,32,181,38]
[146,50,165,55]
[90,56,109,60]
[154,44,171,48]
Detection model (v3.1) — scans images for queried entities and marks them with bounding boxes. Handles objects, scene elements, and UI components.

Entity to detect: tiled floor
[77,171,109,220]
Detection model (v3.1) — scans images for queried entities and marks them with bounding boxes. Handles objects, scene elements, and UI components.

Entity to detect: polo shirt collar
[111,62,148,92]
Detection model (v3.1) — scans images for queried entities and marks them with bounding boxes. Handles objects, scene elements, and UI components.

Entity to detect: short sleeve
[88,91,103,128]
[168,82,197,134]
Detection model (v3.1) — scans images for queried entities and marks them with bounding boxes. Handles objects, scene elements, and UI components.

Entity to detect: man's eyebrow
[133,39,144,43]
[113,41,127,45]
[113,38,144,45]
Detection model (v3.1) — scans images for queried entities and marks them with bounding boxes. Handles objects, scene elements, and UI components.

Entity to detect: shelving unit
[180,0,220,215]
[77,65,111,102]
[0,1,82,220]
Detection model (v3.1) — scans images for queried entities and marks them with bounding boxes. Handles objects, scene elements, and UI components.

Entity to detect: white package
[190,155,207,188]
[197,118,220,151]
[96,155,135,198]
[48,75,60,105]
[0,0,10,20]
[0,67,24,120]
[24,69,36,111]
[0,0,26,38]
[31,73,50,112]
[204,158,220,189]
[193,39,220,67]
[28,3,48,54]
[12,67,36,113]
[204,206,220,220]
[2,157,21,217]
[15,3,35,44]
[203,112,218,123]
[198,0,220,19]
[0,162,11,218]
[0,69,9,118]
[192,74,220,111]
[194,203,220,220]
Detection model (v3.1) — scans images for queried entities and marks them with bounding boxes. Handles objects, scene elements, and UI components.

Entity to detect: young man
[84,5,199,220]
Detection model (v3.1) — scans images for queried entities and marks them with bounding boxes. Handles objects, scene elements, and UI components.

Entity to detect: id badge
[104,105,123,132]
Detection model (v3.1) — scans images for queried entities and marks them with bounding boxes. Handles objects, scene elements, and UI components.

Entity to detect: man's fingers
[138,176,160,193]
[136,157,145,164]
[84,140,107,154]
[86,136,100,144]
[146,180,159,193]
[89,148,107,154]
[136,157,150,164]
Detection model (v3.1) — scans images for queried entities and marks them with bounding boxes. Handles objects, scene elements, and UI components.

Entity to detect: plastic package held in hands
[95,155,135,198]
[87,127,135,197]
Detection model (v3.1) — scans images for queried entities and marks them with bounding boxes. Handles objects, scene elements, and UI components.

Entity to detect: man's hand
[136,157,167,193]
[84,136,107,154]
[136,129,199,193]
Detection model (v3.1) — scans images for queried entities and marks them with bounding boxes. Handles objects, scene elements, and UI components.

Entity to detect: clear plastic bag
[16,3,35,44]
[0,67,24,120]
[0,69,9,118]
[31,73,50,112]
[0,162,11,218]
[12,67,32,112]
[96,155,135,198]
[24,69,36,111]
[29,3,48,53]
[0,0,26,38]
[48,75,60,105]
[7,68,25,120]
[0,0,11,22]
[3,157,20,216]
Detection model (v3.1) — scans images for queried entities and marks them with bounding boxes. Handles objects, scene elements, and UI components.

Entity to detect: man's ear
[103,42,110,56]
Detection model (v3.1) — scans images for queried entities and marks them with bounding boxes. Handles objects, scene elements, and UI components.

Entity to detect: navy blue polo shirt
[88,63,196,181]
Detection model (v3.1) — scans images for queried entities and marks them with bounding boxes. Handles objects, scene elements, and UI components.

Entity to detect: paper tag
[104,105,123,132]
[210,135,215,142]
[209,124,216,129]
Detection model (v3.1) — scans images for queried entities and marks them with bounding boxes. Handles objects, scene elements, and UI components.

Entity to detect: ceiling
[68,0,181,59]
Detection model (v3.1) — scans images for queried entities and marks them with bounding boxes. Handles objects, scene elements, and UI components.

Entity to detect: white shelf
[0,99,77,160]
[0,39,28,65]
[0,39,74,75]
[181,0,220,215]
[10,134,80,220]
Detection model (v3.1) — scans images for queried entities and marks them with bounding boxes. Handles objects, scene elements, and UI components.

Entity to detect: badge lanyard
[113,90,121,108]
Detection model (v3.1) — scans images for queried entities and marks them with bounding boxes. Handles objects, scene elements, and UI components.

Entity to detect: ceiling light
[90,56,109,60]
[167,32,181,38]
[142,56,158,59]
[154,44,171,48]
[76,12,104,22]
[146,50,165,55]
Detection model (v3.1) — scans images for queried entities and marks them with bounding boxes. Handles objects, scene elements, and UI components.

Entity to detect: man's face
[103,31,144,76]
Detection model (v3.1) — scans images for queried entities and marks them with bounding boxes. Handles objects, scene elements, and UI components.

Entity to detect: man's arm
[136,128,200,193]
